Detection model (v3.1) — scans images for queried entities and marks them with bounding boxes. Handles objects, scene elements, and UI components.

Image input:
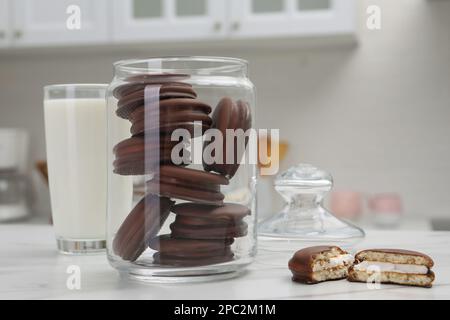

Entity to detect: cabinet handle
[231,21,240,31]
[213,21,222,32]
[14,30,23,39]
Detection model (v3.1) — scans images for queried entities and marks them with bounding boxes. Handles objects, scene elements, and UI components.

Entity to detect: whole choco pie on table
[112,72,253,264]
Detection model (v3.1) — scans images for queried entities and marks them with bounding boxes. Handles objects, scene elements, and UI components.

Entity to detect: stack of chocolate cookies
[112,74,212,174]
[112,73,252,266]
[153,202,250,266]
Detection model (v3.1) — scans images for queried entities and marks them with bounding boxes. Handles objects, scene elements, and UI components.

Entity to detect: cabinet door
[12,0,108,46]
[230,0,355,38]
[0,0,9,47]
[112,0,226,42]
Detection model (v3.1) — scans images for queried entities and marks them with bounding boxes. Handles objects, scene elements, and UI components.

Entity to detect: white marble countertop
[0,224,448,300]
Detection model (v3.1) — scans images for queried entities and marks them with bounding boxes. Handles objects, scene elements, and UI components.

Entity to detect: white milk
[44,98,106,239]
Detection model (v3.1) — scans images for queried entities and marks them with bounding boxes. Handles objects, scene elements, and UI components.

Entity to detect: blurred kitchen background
[0,0,449,231]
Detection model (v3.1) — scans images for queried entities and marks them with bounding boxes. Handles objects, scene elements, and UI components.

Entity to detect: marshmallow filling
[312,253,354,272]
[353,261,429,275]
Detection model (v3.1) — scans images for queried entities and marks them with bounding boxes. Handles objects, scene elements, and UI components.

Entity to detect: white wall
[1,0,449,219]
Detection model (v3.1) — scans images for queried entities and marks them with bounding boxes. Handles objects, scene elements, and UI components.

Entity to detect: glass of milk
[44,84,108,254]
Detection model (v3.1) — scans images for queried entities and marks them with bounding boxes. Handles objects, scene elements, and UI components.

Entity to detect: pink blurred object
[368,193,403,214]
[329,191,363,220]
[369,193,403,228]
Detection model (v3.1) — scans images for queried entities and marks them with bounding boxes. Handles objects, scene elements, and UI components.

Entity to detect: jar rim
[113,56,248,75]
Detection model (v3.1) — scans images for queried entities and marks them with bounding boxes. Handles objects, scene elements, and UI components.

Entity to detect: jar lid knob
[274,163,333,189]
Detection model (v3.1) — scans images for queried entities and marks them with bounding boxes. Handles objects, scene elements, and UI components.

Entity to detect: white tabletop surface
[0,224,448,300]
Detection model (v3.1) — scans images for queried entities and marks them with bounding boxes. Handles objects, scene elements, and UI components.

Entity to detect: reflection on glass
[252,0,284,13]
[297,0,330,11]
[176,0,206,17]
[133,0,163,19]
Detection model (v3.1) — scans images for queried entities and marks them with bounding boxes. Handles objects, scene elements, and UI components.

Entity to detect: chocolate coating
[149,234,233,254]
[124,73,190,84]
[147,166,229,205]
[117,84,196,101]
[113,195,174,261]
[129,107,212,136]
[117,95,211,121]
[170,221,248,240]
[172,202,250,221]
[355,249,434,269]
[130,119,211,137]
[288,246,347,284]
[173,215,243,227]
[169,203,250,239]
[113,136,189,175]
[119,95,213,137]
[153,252,234,267]
[113,81,193,100]
[354,248,434,268]
[203,98,252,178]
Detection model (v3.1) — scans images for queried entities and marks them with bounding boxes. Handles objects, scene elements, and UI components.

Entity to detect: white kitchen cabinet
[112,0,227,42]
[0,0,355,50]
[0,0,9,47]
[229,0,355,38]
[11,0,108,47]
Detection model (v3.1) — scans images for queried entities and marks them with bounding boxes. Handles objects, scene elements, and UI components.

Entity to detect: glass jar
[106,57,257,282]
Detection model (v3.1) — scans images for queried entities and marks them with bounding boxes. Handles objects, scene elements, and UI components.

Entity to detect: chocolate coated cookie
[116,89,201,119]
[128,102,212,137]
[146,166,229,205]
[113,81,194,100]
[149,234,234,266]
[113,136,189,175]
[153,252,234,267]
[149,234,233,255]
[203,97,252,178]
[172,202,250,221]
[170,220,248,239]
[173,215,243,227]
[124,73,190,84]
[113,195,174,261]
